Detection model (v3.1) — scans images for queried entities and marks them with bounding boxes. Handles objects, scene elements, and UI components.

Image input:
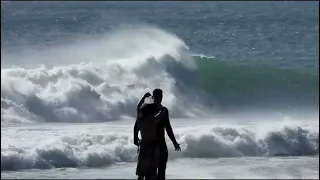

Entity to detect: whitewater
[1,1,319,179]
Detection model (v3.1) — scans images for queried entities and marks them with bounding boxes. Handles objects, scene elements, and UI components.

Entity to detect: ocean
[1,1,319,179]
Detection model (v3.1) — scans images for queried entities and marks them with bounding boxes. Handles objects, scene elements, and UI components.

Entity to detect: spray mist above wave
[1,26,191,68]
[1,125,318,171]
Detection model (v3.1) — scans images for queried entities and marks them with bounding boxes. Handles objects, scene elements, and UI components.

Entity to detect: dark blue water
[1,1,319,68]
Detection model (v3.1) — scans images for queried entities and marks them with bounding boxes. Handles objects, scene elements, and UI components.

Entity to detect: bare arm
[164,108,178,145]
[133,93,150,145]
[136,92,151,112]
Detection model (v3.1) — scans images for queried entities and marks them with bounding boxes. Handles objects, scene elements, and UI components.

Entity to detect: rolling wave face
[194,56,319,110]
[1,26,319,124]
[1,27,207,124]
[1,126,318,171]
[181,126,318,158]
[1,55,211,124]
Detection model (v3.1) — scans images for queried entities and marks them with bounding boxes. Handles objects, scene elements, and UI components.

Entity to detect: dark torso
[155,118,166,142]
[139,103,168,143]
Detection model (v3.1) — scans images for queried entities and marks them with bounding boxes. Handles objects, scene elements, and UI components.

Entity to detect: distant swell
[1,126,318,171]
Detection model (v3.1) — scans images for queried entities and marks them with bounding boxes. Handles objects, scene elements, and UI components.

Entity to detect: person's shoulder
[161,106,168,113]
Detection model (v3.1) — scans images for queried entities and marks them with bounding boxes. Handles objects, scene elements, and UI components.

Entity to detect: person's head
[152,88,163,105]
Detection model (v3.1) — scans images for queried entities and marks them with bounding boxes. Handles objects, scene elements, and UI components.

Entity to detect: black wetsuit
[134,105,177,180]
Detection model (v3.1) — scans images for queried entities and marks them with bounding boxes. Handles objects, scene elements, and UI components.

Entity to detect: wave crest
[1,27,319,124]
[1,126,318,171]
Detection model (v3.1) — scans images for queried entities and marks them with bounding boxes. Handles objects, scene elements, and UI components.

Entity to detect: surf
[1,121,318,171]
[1,26,319,124]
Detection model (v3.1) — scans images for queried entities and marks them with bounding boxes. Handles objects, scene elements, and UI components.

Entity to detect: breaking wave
[1,26,319,124]
[1,126,318,171]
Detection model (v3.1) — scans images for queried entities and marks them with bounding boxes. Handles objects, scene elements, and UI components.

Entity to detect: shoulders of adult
[160,106,169,115]
[161,105,168,110]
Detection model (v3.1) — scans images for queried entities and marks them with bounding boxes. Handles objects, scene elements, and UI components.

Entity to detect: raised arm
[136,99,144,113]
[133,92,151,146]
[136,92,151,112]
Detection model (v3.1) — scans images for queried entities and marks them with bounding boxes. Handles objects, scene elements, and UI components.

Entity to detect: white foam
[1,26,210,124]
[1,121,318,171]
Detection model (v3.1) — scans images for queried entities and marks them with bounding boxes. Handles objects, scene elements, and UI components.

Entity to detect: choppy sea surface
[1,1,319,179]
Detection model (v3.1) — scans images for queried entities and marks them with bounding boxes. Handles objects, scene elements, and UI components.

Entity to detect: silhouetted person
[134,89,181,180]
[135,92,161,180]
